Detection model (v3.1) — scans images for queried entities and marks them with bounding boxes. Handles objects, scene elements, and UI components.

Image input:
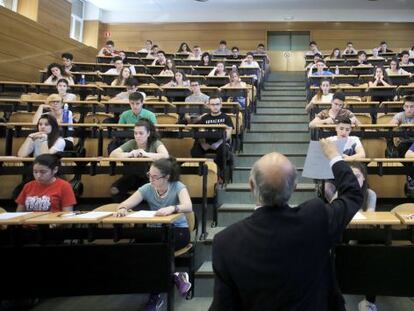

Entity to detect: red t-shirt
[16,178,77,212]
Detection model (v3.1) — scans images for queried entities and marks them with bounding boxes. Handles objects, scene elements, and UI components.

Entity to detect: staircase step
[251,114,308,123]
[243,141,309,153]
[264,86,304,91]
[261,95,306,101]
[250,123,309,131]
[195,261,214,297]
[257,101,305,108]
[261,90,306,96]
[176,297,213,310]
[235,153,306,167]
[256,107,306,114]
[244,132,309,141]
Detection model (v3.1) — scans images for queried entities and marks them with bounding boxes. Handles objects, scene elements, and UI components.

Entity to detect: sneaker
[358,299,377,311]
[144,294,164,311]
[174,272,192,297]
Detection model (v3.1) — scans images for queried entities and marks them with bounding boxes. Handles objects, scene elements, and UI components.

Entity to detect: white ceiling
[84,0,414,23]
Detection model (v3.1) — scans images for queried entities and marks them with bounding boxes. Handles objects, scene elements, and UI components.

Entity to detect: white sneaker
[358,299,377,311]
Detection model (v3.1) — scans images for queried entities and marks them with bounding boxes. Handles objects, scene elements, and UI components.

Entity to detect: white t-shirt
[327,136,362,156]
[312,93,333,103]
[31,137,66,157]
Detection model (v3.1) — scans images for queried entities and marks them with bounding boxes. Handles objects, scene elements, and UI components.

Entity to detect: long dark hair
[316,79,331,101]
[46,63,72,82]
[373,65,391,84]
[37,114,60,148]
[177,42,191,53]
[349,162,369,211]
[152,157,180,182]
[134,118,159,149]
[33,153,61,174]
[199,52,212,66]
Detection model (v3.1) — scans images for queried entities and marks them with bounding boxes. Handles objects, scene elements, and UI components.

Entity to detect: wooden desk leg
[202,163,208,239]
[384,225,392,246]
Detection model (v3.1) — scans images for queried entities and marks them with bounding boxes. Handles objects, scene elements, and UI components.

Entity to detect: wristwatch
[174,205,179,213]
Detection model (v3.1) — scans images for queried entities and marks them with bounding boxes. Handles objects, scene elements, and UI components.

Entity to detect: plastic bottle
[62,103,69,124]
[79,74,86,85]
[335,65,339,75]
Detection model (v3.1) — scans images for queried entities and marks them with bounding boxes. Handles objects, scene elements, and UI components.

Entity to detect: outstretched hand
[320,138,340,161]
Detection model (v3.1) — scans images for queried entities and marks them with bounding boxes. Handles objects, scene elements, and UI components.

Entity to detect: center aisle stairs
[187,72,314,308]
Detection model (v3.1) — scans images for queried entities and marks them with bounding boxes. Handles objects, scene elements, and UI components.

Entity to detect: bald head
[250,152,297,206]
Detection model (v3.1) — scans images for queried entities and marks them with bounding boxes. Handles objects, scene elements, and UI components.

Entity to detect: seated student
[208,62,227,77]
[188,45,202,60]
[61,52,78,73]
[368,66,391,87]
[343,42,358,55]
[159,59,176,76]
[253,43,270,62]
[162,71,190,88]
[323,117,366,202]
[378,41,393,53]
[230,46,242,59]
[146,44,159,59]
[213,40,231,55]
[305,79,333,112]
[16,154,76,213]
[111,67,132,86]
[151,50,167,66]
[177,42,192,55]
[368,48,384,60]
[305,41,321,56]
[181,80,209,124]
[18,114,66,157]
[400,50,414,66]
[191,96,233,182]
[119,92,156,125]
[355,50,369,66]
[329,162,376,211]
[241,52,260,68]
[56,78,77,102]
[309,91,360,128]
[389,95,414,156]
[386,57,410,75]
[101,56,136,75]
[410,46,414,58]
[44,63,74,85]
[199,52,213,66]
[112,77,146,101]
[137,40,153,53]
[325,48,341,60]
[305,53,322,70]
[307,60,334,78]
[110,119,168,201]
[98,40,119,57]
[404,140,414,191]
[115,157,193,307]
[222,71,247,109]
[33,94,74,149]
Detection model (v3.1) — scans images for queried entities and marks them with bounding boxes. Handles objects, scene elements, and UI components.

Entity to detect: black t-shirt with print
[199,112,233,144]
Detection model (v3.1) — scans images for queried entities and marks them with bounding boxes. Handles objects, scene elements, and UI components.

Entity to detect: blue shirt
[138,181,188,228]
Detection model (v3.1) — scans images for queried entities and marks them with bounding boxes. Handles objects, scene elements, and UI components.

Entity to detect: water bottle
[79,74,86,85]
[335,65,339,75]
[62,103,69,123]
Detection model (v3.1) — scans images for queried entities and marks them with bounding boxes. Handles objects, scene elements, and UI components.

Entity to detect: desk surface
[350,212,400,225]
[394,212,414,225]
[0,212,49,225]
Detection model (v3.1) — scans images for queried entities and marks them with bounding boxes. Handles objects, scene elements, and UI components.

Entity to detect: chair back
[391,203,414,214]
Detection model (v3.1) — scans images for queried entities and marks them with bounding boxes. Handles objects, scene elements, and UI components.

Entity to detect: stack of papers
[126,211,157,218]
[0,212,32,220]
[71,211,113,219]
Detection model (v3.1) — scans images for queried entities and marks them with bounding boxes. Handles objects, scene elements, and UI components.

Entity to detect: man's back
[210,160,362,311]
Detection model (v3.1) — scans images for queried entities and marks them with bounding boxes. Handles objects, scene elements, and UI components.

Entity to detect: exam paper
[126,211,157,218]
[0,212,31,220]
[72,211,113,219]
[352,211,367,220]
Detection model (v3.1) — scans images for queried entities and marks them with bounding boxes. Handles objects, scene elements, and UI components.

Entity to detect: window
[70,0,84,42]
[0,0,18,11]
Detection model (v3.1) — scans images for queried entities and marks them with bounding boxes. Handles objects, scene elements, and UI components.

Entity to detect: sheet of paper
[126,210,157,218]
[302,139,347,180]
[0,212,32,220]
[72,211,113,219]
[352,211,367,220]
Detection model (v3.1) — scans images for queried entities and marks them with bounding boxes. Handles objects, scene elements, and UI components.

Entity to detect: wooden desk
[102,213,182,225]
[0,212,48,225]
[394,212,414,225]
[24,211,113,225]
[350,212,400,225]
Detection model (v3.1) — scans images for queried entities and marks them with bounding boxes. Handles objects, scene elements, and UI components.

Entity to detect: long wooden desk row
[308,75,414,91]
[0,123,230,156]
[309,64,414,74]
[0,81,254,110]
[313,124,414,140]
[1,210,414,300]
[40,70,259,87]
[0,157,212,238]
[0,211,179,309]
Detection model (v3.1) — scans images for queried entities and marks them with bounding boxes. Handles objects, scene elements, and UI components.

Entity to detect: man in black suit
[209,139,363,311]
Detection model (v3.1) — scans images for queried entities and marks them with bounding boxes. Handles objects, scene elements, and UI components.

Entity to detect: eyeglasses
[190,84,199,87]
[209,103,221,106]
[146,172,165,181]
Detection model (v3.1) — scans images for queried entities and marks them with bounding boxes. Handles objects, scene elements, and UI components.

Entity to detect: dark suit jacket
[209,160,363,311]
